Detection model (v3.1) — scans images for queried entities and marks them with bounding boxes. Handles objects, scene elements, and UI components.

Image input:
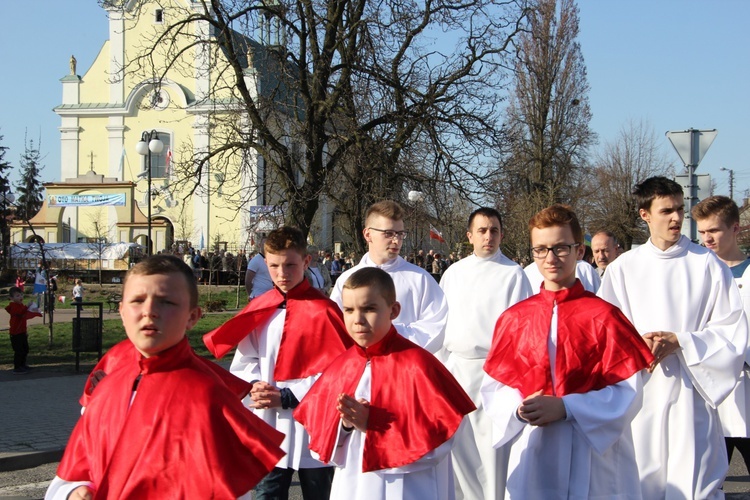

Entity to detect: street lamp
[135,130,164,256]
[407,190,425,253]
[0,188,15,270]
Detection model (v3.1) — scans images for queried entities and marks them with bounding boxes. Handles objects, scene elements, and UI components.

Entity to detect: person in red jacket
[294,267,475,499]
[4,286,42,374]
[46,255,286,499]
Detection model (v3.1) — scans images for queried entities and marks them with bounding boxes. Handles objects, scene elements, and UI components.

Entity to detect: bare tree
[85,209,113,286]
[172,205,198,251]
[106,0,527,238]
[495,0,595,258]
[586,119,675,249]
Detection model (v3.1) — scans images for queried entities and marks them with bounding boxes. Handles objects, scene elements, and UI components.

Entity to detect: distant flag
[429,224,446,243]
[165,147,173,176]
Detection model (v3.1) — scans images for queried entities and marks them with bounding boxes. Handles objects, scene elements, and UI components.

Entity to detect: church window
[140,133,172,180]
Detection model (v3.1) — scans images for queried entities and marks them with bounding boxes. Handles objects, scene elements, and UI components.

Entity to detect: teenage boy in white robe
[693,195,750,474]
[331,200,447,353]
[599,177,748,499]
[439,207,531,499]
[481,204,652,499]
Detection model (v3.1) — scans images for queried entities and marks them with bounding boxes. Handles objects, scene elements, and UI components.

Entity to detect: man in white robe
[693,195,750,472]
[330,200,447,353]
[524,259,600,293]
[599,177,748,499]
[439,207,531,499]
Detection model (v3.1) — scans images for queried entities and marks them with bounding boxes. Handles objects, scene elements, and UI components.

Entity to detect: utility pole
[721,167,734,200]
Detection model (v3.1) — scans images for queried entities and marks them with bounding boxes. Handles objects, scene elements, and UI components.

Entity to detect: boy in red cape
[294,267,475,499]
[480,205,653,499]
[203,226,353,500]
[46,255,285,500]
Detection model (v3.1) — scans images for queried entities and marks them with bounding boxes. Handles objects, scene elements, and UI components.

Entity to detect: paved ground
[0,309,749,498]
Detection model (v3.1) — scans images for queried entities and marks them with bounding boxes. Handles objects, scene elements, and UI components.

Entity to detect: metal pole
[137,130,162,256]
[147,145,152,256]
[721,167,735,201]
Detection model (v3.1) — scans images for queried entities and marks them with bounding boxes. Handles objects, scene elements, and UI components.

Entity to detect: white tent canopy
[10,242,145,270]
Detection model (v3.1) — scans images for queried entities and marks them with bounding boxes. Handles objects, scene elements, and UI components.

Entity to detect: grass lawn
[1,284,247,371]
[42,283,249,311]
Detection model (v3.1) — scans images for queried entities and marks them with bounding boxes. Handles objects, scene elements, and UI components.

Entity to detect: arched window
[144,133,172,179]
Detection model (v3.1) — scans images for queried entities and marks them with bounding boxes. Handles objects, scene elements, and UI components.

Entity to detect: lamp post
[407,190,425,254]
[0,188,15,270]
[135,130,164,256]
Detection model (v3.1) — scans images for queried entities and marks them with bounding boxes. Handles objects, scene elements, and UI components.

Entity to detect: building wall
[53,0,264,254]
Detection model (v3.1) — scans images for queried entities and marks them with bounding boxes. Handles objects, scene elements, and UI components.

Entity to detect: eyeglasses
[531,243,580,259]
[368,228,408,240]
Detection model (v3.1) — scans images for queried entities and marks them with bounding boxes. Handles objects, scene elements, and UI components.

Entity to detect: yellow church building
[11,0,330,255]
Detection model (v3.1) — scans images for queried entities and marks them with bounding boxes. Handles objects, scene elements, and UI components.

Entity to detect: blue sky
[1,1,748,202]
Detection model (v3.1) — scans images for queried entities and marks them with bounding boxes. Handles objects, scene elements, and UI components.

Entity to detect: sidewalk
[0,307,108,471]
[0,371,86,472]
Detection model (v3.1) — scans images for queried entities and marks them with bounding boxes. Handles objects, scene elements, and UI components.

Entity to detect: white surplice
[331,254,447,353]
[439,250,531,500]
[324,363,457,500]
[718,263,750,437]
[230,309,325,470]
[480,304,643,500]
[524,260,601,294]
[598,236,748,499]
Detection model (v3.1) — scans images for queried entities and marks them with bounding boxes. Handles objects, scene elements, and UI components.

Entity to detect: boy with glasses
[330,200,447,354]
[481,204,652,498]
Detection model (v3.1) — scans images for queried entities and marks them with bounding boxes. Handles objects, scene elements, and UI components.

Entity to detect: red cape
[80,339,250,407]
[203,279,353,380]
[58,337,285,498]
[484,280,653,397]
[294,327,475,472]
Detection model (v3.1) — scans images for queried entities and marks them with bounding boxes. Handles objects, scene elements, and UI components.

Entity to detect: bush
[203,299,227,312]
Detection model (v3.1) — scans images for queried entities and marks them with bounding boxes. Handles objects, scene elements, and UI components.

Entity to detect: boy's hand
[644,331,680,373]
[249,381,281,409]
[69,485,94,500]
[518,390,566,426]
[337,393,369,432]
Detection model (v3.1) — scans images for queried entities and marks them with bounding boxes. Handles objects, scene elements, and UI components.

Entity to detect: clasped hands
[337,393,369,432]
[517,390,566,426]
[249,381,282,409]
[643,331,680,373]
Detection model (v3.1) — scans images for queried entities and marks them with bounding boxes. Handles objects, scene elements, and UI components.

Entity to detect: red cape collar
[295,327,475,471]
[58,337,285,498]
[484,281,652,397]
[203,279,352,380]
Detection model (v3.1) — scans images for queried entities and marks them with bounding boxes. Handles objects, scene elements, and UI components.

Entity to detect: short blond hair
[365,201,404,226]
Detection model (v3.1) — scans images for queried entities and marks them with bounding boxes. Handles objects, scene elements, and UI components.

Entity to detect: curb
[0,448,65,472]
